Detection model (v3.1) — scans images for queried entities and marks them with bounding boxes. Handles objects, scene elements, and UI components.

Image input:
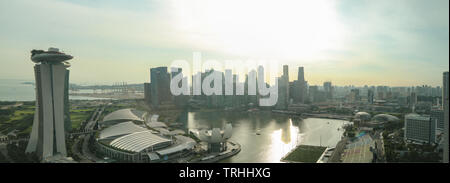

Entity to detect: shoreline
[69,93,143,100]
[190,141,241,163]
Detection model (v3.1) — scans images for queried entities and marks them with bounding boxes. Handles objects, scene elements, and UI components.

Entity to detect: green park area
[0,101,98,136]
[282,145,327,163]
[0,103,35,137]
[70,108,97,130]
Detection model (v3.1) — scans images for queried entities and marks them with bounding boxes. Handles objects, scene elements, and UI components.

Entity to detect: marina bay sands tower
[25,48,73,160]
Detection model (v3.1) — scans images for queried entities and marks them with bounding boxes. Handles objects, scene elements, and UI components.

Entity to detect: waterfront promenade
[189,141,241,163]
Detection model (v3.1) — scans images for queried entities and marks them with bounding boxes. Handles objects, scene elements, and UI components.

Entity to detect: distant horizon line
[0,77,445,88]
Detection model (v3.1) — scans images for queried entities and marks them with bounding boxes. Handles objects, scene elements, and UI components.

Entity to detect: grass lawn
[0,108,34,136]
[70,108,96,130]
[0,104,98,136]
[282,145,327,163]
[9,110,34,121]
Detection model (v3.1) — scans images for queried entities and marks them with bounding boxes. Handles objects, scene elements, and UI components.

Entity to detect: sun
[170,0,345,61]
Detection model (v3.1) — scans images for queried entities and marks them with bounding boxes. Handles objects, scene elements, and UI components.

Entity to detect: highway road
[71,135,91,163]
[70,106,104,163]
[81,106,104,162]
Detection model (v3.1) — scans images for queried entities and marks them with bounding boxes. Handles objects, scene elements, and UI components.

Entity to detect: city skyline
[0,0,449,86]
[1,0,449,167]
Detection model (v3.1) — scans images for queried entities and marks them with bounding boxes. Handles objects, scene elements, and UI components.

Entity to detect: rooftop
[99,121,147,140]
[110,131,171,153]
[31,48,73,63]
[156,135,196,156]
[405,113,430,121]
[102,108,144,124]
[372,114,399,123]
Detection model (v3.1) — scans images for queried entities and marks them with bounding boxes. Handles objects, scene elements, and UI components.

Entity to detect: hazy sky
[0,0,448,86]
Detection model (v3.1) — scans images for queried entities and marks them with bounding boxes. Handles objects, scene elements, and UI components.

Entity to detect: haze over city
[0,0,449,168]
[0,0,448,86]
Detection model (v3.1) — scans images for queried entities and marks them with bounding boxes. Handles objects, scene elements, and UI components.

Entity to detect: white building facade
[404,113,435,144]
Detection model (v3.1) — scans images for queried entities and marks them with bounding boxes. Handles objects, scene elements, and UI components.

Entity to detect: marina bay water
[184,111,350,163]
[2,79,350,163]
[0,79,36,101]
[0,79,109,101]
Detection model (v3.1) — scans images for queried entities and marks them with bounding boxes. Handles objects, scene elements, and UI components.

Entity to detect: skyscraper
[283,65,289,104]
[404,113,435,144]
[323,81,333,101]
[63,69,71,132]
[368,89,374,104]
[276,65,289,109]
[171,67,182,79]
[410,92,417,111]
[350,89,360,102]
[283,65,289,79]
[144,82,151,105]
[292,67,307,104]
[443,71,449,163]
[309,85,318,102]
[26,48,73,160]
[430,109,444,130]
[170,67,189,108]
[276,76,288,109]
[150,67,171,108]
[298,67,304,82]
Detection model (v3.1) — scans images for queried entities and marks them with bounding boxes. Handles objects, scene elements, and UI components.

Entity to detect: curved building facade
[97,131,172,162]
[26,48,73,160]
[372,114,399,123]
[96,108,197,162]
[354,112,371,121]
[98,121,148,140]
[101,108,144,127]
